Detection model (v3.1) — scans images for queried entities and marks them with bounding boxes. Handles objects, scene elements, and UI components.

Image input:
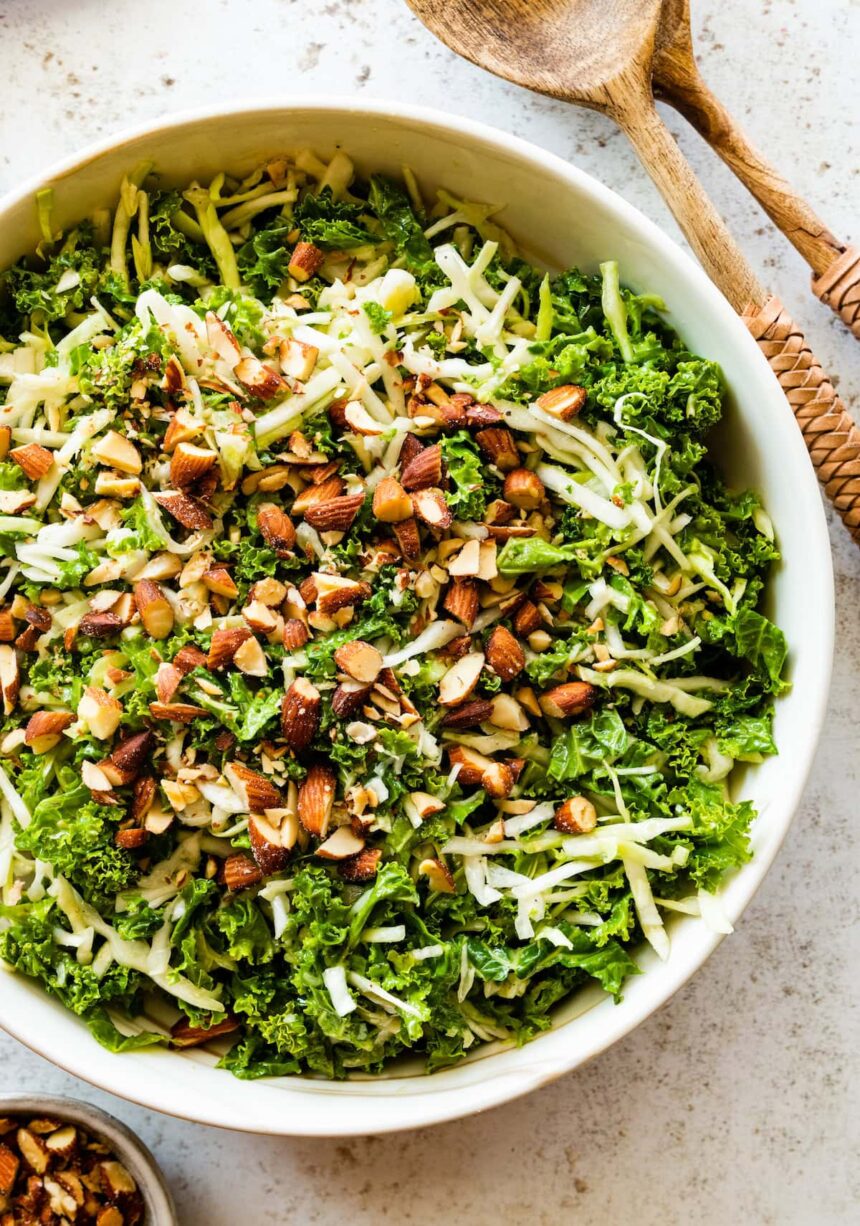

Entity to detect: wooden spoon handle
[654,60,860,337]
[613,99,860,542]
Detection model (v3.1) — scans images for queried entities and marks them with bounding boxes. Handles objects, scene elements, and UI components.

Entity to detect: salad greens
[0,149,784,1079]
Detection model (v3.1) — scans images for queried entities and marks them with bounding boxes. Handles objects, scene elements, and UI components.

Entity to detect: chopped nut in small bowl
[0,1094,176,1224]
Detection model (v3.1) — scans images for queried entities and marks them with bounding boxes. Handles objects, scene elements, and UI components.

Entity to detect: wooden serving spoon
[404,0,860,542]
[653,0,860,339]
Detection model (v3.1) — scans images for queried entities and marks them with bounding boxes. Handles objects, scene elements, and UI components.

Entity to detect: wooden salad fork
[653,0,860,339]
[404,0,860,542]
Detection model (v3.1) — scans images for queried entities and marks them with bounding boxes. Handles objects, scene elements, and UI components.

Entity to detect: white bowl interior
[0,101,833,1135]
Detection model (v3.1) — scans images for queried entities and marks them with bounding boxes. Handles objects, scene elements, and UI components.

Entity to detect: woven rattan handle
[743,296,860,542]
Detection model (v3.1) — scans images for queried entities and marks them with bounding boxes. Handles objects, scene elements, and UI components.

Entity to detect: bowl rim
[0,1092,177,1221]
[0,95,834,1136]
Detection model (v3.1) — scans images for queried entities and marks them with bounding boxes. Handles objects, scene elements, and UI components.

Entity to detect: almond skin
[503,467,545,510]
[304,492,365,533]
[257,503,296,555]
[443,578,479,629]
[133,579,174,640]
[223,853,263,891]
[207,626,252,669]
[24,711,74,754]
[170,1016,241,1048]
[292,474,345,516]
[554,796,598,834]
[474,426,520,471]
[297,763,336,838]
[536,383,587,421]
[153,490,213,531]
[280,677,321,751]
[539,681,599,719]
[486,625,526,681]
[372,476,413,523]
[392,517,421,561]
[10,443,54,480]
[401,443,443,491]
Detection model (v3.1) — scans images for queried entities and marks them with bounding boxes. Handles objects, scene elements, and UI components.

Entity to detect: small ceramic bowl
[0,1093,177,1223]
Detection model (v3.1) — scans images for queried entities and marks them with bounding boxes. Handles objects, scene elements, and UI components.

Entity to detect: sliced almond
[438,651,484,706]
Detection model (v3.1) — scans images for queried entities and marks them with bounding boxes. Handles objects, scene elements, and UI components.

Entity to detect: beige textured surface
[0,1,857,1222]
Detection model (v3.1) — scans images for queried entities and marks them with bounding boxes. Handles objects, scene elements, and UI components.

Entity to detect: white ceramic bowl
[0,99,833,1136]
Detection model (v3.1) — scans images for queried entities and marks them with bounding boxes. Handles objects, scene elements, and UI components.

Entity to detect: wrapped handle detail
[742,295,860,542]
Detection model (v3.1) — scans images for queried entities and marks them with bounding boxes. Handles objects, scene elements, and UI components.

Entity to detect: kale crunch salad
[0,149,787,1079]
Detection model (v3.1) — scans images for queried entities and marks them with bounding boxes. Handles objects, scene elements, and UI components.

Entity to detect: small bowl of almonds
[0,1094,176,1224]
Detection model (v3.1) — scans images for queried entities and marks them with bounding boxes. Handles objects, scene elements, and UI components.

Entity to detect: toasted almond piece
[223,853,264,891]
[339,847,382,882]
[316,826,366,860]
[280,678,321,751]
[77,686,123,740]
[24,710,74,754]
[401,443,442,491]
[334,640,383,685]
[16,1128,48,1173]
[372,476,412,523]
[224,761,282,811]
[411,486,452,530]
[304,491,365,533]
[539,681,599,719]
[486,625,526,681]
[446,743,493,786]
[91,430,142,474]
[163,407,204,452]
[481,761,514,799]
[248,812,294,875]
[133,579,174,640]
[0,646,20,716]
[257,502,297,555]
[207,625,252,669]
[392,516,421,561]
[170,1016,241,1049]
[201,567,238,599]
[555,795,598,834]
[503,467,545,510]
[173,644,209,674]
[10,442,54,480]
[488,692,530,732]
[513,600,543,637]
[170,441,218,489]
[443,578,479,628]
[149,701,208,723]
[297,762,336,838]
[474,426,519,471]
[233,636,268,677]
[100,730,153,787]
[343,401,384,436]
[419,857,455,894]
[0,489,37,514]
[153,490,213,531]
[279,337,319,381]
[288,241,325,281]
[0,1141,19,1194]
[292,474,345,516]
[283,618,310,651]
[441,698,493,728]
[536,383,587,421]
[234,355,287,400]
[331,680,372,718]
[438,651,485,706]
[250,577,287,606]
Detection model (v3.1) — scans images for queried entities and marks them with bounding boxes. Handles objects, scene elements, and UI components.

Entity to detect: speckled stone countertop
[0,1,857,1221]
